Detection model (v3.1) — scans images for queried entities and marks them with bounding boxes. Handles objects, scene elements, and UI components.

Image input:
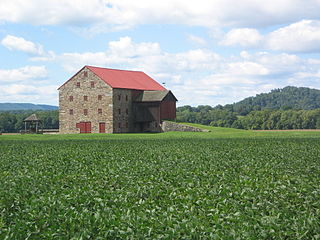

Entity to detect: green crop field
[1,126,320,239]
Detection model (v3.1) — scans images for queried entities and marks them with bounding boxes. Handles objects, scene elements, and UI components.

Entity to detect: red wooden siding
[160,101,176,120]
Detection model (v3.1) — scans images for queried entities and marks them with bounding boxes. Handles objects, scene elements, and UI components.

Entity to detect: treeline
[176,106,320,130]
[176,86,320,130]
[0,110,58,133]
[227,86,320,115]
[230,109,320,130]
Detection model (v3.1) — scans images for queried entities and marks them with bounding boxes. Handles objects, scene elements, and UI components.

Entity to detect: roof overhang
[134,90,177,102]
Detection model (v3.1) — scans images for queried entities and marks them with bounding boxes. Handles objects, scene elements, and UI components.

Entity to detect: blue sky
[1,0,320,106]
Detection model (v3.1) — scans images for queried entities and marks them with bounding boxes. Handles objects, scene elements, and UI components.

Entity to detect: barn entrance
[76,122,91,133]
[99,122,106,133]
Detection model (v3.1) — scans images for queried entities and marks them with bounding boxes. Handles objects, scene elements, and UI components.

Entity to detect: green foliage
[177,86,320,130]
[0,110,58,133]
[234,109,320,130]
[1,132,320,239]
[232,86,320,115]
[177,106,237,127]
[177,107,320,130]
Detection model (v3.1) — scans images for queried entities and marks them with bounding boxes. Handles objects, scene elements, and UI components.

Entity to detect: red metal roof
[86,66,166,91]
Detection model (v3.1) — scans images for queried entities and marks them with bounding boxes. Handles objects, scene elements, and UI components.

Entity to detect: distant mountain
[223,86,320,115]
[0,103,58,111]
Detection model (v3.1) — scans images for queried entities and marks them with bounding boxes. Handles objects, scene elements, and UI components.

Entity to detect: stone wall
[112,88,133,133]
[161,121,209,132]
[59,66,113,134]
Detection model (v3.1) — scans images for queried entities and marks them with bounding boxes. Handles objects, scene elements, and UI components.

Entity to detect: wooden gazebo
[23,114,42,134]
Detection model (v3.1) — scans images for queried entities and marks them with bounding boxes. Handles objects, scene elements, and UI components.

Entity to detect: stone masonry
[59,67,114,134]
[59,66,177,134]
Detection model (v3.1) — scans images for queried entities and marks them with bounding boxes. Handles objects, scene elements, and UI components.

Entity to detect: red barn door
[78,122,86,133]
[99,122,106,133]
[85,122,91,133]
[77,122,91,133]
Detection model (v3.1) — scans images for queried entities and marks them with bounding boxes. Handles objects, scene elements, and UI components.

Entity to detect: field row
[1,135,320,239]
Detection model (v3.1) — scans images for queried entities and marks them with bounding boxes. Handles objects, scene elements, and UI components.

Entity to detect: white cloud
[0,66,56,105]
[0,66,48,83]
[108,36,161,57]
[293,71,320,79]
[56,36,320,105]
[220,28,263,47]
[60,37,221,74]
[0,0,108,25]
[170,49,221,72]
[173,50,320,106]
[0,84,58,105]
[187,35,207,46]
[3,84,55,95]
[3,84,39,95]
[266,20,320,52]
[1,0,320,31]
[227,61,269,76]
[60,36,163,72]
[220,20,320,53]
[29,51,56,62]
[1,35,56,60]
[61,52,110,72]
[1,3,319,106]
[15,36,310,106]
[1,35,45,55]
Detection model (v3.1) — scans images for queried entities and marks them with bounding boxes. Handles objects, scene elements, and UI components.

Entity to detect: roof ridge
[86,65,143,73]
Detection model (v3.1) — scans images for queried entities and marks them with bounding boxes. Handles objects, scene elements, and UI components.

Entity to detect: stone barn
[58,66,177,134]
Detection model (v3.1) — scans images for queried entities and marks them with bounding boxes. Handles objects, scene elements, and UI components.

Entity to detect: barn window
[118,122,121,128]
[126,95,128,101]
[91,81,95,88]
[118,94,121,101]
[83,72,88,77]
[98,108,102,114]
[69,96,73,102]
[84,96,88,101]
[84,109,88,115]
[118,109,121,115]
[126,108,128,115]
[98,95,102,100]
[76,82,80,88]
[69,109,73,115]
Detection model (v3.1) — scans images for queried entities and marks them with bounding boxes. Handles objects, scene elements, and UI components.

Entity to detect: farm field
[1,126,320,239]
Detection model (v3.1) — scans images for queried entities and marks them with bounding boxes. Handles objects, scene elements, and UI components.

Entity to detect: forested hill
[176,86,320,130]
[0,103,58,111]
[228,86,320,115]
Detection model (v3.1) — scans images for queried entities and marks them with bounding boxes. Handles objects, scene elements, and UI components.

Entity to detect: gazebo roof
[24,114,41,122]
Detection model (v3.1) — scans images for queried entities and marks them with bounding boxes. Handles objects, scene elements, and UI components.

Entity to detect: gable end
[58,66,111,90]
